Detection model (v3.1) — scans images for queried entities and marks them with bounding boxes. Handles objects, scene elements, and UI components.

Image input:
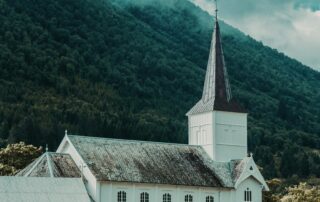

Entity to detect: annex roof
[16,152,81,178]
[66,135,235,188]
[0,177,90,202]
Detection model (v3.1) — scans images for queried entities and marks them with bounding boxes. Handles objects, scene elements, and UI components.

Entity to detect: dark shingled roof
[187,19,246,115]
[67,135,236,188]
[16,153,81,178]
[230,159,246,183]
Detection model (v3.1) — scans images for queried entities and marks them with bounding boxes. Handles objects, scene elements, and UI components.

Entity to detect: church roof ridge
[67,134,202,148]
[65,134,235,187]
[16,152,81,178]
[45,152,54,178]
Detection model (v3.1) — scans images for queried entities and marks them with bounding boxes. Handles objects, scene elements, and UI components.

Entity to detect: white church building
[0,12,268,202]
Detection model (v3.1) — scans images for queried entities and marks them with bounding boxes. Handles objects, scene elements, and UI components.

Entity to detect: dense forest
[0,0,319,179]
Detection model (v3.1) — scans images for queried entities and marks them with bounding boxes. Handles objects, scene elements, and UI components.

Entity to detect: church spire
[187,0,248,163]
[187,1,245,115]
[202,0,232,104]
[215,0,218,23]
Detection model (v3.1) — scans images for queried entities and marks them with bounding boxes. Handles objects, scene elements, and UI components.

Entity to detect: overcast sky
[190,0,320,71]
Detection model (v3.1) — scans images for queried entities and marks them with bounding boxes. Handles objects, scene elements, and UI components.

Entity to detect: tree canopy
[0,142,42,175]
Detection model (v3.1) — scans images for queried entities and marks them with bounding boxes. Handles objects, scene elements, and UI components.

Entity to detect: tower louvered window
[117,191,126,202]
[244,188,252,202]
[185,194,193,202]
[206,195,214,202]
[163,193,171,202]
[140,192,149,202]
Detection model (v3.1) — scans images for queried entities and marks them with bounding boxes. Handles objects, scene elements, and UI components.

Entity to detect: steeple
[187,5,245,115]
[202,5,232,104]
[187,0,248,162]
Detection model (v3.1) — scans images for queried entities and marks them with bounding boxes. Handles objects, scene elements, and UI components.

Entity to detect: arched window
[206,195,214,202]
[163,193,171,202]
[140,192,149,202]
[244,188,252,202]
[185,194,193,202]
[117,191,126,202]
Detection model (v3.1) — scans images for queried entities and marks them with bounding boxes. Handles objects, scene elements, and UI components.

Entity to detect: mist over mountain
[190,0,320,71]
[0,0,320,179]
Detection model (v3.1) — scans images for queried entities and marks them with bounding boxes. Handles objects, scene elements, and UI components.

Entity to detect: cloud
[189,0,320,71]
[294,0,320,12]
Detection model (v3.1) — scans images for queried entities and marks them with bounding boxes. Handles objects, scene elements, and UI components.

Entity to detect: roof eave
[95,179,232,189]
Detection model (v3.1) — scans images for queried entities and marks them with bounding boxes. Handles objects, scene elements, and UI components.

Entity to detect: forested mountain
[0,0,320,179]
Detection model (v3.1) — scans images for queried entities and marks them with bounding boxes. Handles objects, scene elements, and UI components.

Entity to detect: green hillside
[0,0,320,179]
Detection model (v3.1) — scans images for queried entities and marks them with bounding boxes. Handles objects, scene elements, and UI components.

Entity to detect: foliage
[263,178,320,201]
[263,179,282,202]
[0,0,319,179]
[0,142,42,175]
[280,183,320,202]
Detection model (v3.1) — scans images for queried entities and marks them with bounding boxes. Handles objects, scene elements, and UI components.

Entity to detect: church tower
[187,10,247,162]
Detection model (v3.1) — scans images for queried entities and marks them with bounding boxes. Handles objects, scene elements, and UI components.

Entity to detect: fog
[189,0,320,71]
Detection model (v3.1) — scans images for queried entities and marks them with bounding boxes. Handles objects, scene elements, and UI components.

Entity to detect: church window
[206,195,214,202]
[117,191,126,202]
[185,194,193,202]
[244,188,252,202]
[140,192,149,202]
[163,193,171,202]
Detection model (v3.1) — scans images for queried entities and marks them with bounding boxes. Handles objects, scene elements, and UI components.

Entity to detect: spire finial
[45,144,48,152]
[215,0,218,20]
[65,129,68,136]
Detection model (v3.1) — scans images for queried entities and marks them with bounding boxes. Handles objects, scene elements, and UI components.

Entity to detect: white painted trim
[46,153,54,178]
[24,153,46,177]
[96,181,101,202]
[56,135,68,153]
[234,157,269,191]
[214,110,248,115]
[59,135,89,170]
[216,123,246,127]
[57,135,99,201]
[216,143,247,147]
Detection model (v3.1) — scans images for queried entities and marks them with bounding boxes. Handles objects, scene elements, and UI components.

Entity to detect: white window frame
[206,195,214,202]
[140,192,149,202]
[244,188,252,202]
[163,193,171,202]
[184,194,193,202]
[117,191,126,202]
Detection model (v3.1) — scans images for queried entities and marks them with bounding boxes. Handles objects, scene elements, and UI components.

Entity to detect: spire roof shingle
[187,18,246,115]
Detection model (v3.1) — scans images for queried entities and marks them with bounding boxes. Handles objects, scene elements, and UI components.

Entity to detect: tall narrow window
[206,196,214,202]
[185,194,193,202]
[118,191,126,202]
[140,192,149,202]
[163,193,171,202]
[244,188,252,202]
